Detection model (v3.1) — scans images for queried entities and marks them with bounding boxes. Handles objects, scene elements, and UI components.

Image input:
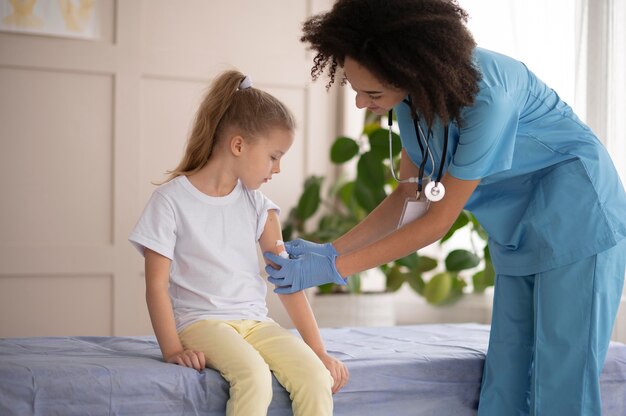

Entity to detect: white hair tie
[239,75,252,90]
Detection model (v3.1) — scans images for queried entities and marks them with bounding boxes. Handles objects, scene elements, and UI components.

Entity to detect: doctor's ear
[229,135,245,156]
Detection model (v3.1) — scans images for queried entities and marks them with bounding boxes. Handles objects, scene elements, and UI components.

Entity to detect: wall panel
[0,274,113,337]
[0,67,113,247]
[140,0,309,84]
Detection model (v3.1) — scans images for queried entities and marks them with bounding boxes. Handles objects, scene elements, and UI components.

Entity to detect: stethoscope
[387,97,448,202]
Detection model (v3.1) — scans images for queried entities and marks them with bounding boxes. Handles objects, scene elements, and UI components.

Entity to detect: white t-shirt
[129,176,279,331]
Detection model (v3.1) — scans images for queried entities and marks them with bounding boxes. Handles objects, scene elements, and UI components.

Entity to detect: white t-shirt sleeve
[251,190,280,241]
[128,191,177,259]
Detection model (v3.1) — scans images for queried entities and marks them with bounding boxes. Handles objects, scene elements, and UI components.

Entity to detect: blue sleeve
[448,87,519,180]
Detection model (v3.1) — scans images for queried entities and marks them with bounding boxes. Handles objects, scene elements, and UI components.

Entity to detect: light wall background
[0,0,338,337]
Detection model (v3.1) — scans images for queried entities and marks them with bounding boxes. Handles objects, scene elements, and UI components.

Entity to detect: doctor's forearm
[333,189,407,255]
[335,213,448,278]
[335,175,481,277]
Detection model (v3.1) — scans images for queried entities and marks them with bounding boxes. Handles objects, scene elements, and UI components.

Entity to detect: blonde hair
[164,70,296,181]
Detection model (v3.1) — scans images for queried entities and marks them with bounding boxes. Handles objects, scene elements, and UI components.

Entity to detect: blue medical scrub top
[395,47,626,276]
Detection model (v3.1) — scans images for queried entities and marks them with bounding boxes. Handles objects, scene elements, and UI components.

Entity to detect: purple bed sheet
[1,323,625,415]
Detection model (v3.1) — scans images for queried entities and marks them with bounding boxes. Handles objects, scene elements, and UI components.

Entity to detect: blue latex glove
[264,251,346,294]
[284,238,338,258]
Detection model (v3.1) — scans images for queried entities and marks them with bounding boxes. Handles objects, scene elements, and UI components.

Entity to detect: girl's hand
[317,352,349,394]
[165,349,206,371]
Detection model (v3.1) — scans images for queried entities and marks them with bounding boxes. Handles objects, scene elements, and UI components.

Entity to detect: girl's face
[343,56,407,115]
[237,128,294,190]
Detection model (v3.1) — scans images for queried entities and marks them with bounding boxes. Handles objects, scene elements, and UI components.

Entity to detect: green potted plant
[282,111,494,308]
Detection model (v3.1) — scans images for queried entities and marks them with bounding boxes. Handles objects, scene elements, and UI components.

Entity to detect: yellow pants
[178,319,333,416]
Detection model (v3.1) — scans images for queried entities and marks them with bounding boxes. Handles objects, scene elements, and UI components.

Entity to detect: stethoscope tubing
[387,97,448,201]
[387,112,435,184]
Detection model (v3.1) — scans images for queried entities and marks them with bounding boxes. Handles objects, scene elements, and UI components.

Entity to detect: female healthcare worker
[264,0,626,414]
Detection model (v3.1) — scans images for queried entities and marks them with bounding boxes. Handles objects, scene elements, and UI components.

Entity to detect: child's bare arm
[145,248,205,371]
[259,210,323,350]
[259,209,349,393]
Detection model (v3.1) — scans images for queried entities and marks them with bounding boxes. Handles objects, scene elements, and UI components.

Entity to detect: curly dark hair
[301,0,481,127]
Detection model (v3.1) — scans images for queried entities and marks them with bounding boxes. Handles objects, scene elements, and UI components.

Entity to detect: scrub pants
[178,319,333,416]
[478,239,625,416]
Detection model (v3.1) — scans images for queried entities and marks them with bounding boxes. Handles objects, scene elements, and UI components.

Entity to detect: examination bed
[1,323,625,415]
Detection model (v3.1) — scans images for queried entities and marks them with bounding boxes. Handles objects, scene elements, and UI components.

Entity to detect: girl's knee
[288,368,334,416]
[230,366,274,405]
[291,366,333,395]
[246,373,274,403]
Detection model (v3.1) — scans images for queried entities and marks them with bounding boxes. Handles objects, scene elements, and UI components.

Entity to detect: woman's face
[343,56,407,115]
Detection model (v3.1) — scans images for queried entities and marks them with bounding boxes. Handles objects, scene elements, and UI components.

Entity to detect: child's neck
[187,160,237,197]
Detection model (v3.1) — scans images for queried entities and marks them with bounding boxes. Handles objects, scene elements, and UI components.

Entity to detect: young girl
[129,70,348,416]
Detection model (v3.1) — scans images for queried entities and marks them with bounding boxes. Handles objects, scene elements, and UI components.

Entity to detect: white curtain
[577,0,626,299]
[606,0,626,182]
[581,0,626,170]
[460,0,578,108]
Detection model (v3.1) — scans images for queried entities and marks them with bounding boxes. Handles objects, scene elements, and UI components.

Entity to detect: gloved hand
[284,238,338,258]
[264,251,346,294]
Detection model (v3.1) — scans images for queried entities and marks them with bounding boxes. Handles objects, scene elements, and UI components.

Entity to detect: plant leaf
[346,274,361,294]
[367,128,402,160]
[330,137,359,164]
[296,176,322,220]
[357,151,386,190]
[353,178,385,212]
[440,211,470,243]
[395,252,419,269]
[439,275,466,305]
[338,181,355,208]
[470,213,489,240]
[473,248,495,292]
[423,272,452,304]
[368,128,388,160]
[445,249,480,271]
[472,271,488,293]
[390,131,402,157]
[417,256,438,273]
[281,223,293,241]
[385,266,405,292]
[406,271,425,294]
[317,283,335,294]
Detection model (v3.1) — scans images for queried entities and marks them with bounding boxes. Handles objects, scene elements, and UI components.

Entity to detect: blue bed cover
[1,323,625,415]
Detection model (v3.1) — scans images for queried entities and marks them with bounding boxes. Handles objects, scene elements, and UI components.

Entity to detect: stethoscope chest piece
[425,181,445,202]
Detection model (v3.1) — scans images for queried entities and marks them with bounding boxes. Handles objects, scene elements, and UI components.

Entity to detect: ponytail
[164,70,295,182]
